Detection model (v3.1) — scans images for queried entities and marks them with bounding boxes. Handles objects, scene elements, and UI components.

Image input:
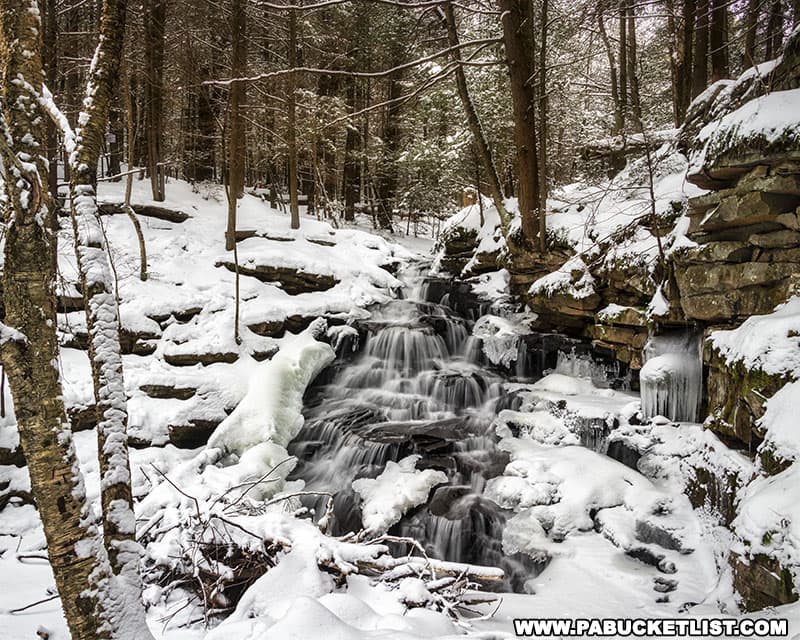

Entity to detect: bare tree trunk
[766,0,785,60]
[744,0,759,65]
[618,0,628,131]
[498,0,540,246]
[665,0,682,126]
[692,0,709,99]
[598,8,622,133]
[537,0,549,252]
[377,40,404,232]
[709,0,729,82]
[226,0,246,250]
[680,0,695,117]
[41,0,59,201]
[443,1,509,231]
[288,6,300,230]
[626,2,643,133]
[342,76,359,222]
[144,0,167,201]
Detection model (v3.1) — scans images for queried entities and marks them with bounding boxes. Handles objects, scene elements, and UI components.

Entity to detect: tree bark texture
[498,0,541,245]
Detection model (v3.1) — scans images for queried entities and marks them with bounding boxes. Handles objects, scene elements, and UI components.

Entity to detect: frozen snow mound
[529,255,596,300]
[208,318,335,454]
[689,88,800,184]
[352,455,447,534]
[710,295,800,378]
[139,322,335,514]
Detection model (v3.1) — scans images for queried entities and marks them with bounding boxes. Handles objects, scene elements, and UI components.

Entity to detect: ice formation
[640,332,703,423]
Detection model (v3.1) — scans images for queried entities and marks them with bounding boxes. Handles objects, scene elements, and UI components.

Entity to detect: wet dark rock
[147,307,204,326]
[732,552,799,612]
[247,320,285,338]
[0,445,25,467]
[428,485,472,517]
[626,545,674,572]
[216,260,338,295]
[653,577,678,593]
[353,416,485,450]
[606,439,642,471]
[139,384,197,400]
[635,519,690,553]
[68,404,97,432]
[120,328,160,356]
[163,351,239,366]
[168,419,220,448]
[252,346,279,362]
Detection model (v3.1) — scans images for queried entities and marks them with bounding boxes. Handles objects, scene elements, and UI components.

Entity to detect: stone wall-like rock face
[675,164,800,324]
[703,340,789,451]
[731,553,799,612]
[669,33,800,611]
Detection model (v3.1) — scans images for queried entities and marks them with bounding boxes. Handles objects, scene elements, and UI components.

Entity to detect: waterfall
[640,331,703,423]
[289,261,542,591]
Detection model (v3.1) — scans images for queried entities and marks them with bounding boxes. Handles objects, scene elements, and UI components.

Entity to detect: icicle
[640,331,703,423]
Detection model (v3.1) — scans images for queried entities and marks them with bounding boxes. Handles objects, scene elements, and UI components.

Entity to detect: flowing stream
[290,261,598,591]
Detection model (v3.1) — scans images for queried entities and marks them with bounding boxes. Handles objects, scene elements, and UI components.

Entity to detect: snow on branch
[0,322,28,347]
[39,83,76,156]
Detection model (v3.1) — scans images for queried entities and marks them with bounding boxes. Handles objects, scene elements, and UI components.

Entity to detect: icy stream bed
[289,261,731,614]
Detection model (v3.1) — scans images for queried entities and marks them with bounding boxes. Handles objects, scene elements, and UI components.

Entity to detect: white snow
[352,455,447,534]
[710,296,800,378]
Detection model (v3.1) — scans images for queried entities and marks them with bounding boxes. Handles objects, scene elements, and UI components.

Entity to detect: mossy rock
[731,552,798,612]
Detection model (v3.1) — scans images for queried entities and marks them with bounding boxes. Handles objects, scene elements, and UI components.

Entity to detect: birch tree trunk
[66,1,155,636]
[1,3,147,639]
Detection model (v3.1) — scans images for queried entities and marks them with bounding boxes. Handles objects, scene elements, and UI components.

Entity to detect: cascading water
[290,261,538,591]
[640,331,703,423]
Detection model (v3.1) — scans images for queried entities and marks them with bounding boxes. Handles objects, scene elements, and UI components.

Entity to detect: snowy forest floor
[1,175,799,639]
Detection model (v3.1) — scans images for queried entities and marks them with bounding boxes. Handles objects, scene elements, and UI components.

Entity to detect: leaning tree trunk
[0,3,136,639]
[66,1,155,637]
[443,1,510,233]
[498,0,541,246]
